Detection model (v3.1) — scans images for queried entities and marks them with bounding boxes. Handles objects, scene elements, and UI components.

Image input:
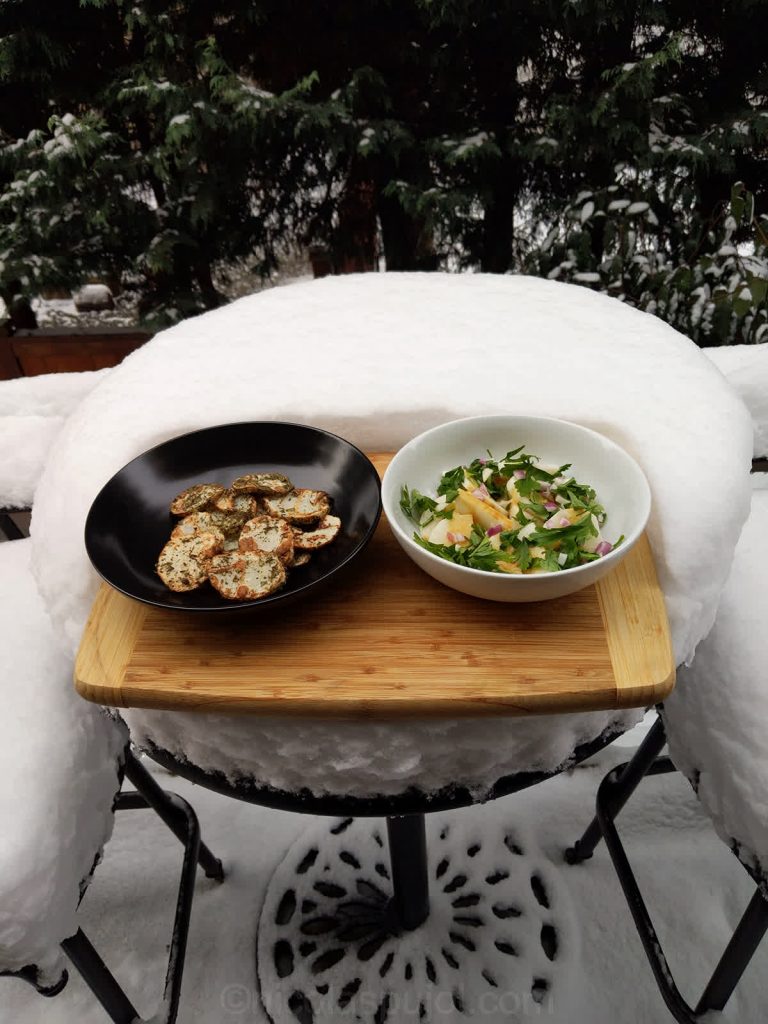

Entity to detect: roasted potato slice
[292,514,341,550]
[262,488,330,525]
[171,511,245,542]
[169,483,226,516]
[231,472,293,496]
[156,531,223,591]
[239,514,294,565]
[161,470,337,598]
[211,489,260,516]
[208,550,286,601]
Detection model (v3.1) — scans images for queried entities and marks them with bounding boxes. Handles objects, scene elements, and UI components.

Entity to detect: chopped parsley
[400,446,619,575]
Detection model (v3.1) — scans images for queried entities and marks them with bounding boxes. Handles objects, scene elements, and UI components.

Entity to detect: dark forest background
[0,0,766,344]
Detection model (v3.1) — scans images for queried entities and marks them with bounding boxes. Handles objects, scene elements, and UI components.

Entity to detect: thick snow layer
[74,284,112,307]
[0,539,126,980]
[0,416,62,507]
[30,274,752,794]
[664,476,768,874]
[704,343,768,457]
[125,706,639,798]
[0,370,106,506]
[0,368,108,418]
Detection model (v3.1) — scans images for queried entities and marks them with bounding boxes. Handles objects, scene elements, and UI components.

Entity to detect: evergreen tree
[525,2,768,344]
[0,0,765,341]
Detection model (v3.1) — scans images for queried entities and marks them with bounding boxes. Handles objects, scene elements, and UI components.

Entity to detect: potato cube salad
[399,446,622,575]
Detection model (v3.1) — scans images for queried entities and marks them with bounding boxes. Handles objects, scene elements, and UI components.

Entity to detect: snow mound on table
[0,539,126,981]
[30,273,752,795]
[0,368,108,418]
[704,344,768,457]
[664,479,768,876]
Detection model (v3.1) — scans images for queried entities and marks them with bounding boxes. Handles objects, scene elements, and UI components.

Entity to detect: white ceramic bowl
[382,415,651,602]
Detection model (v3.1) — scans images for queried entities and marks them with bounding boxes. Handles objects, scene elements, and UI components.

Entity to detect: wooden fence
[0,327,153,379]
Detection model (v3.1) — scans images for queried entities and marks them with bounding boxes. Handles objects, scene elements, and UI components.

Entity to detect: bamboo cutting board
[74,453,675,718]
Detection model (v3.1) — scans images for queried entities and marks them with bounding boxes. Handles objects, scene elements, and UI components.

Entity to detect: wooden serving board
[75,453,675,718]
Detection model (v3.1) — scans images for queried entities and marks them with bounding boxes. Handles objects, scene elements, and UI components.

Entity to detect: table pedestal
[257,812,569,1023]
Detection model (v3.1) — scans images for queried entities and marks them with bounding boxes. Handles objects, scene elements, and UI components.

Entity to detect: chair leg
[0,511,27,541]
[596,763,700,1024]
[123,749,224,881]
[565,714,668,864]
[567,712,768,1022]
[59,768,224,1024]
[0,963,68,998]
[111,788,203,1023]
[60,930,138,1024]
[694,888,768,1014]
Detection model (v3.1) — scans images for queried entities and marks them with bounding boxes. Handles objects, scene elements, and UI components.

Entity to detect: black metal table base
[257,811,570,1023]
[143,724,624,1022]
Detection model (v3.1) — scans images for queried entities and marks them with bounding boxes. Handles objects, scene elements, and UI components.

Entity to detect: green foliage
[520,15,768,346]
[525,179,768,345]
[0,0,765,340]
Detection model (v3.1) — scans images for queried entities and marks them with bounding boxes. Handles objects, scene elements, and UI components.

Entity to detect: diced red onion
[478,458,487,465]
[595,540,613,556]
[472,484,491,500]
[447,531,466,544]
[487,524,503,537]
[544,501,558,511]
[545,513,571,530]
[513,469,527,479]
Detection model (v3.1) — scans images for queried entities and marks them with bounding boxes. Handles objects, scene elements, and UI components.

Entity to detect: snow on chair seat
[664,475,768,883]
[704,344,768,460]
[566,475,768,1022]
[0,537,127,989]
[0,369,108,510]
[0,538,224,1023]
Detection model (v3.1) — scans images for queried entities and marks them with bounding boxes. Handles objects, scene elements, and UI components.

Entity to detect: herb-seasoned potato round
[262,488,330,524]
[208,550,286,600]
[239,515,294,565]
[169,483,226,516]
[156,531,223,591]
[231,472,293,496]
[171,511,245,541]
[293,514,341,550]
[211,489,261,516]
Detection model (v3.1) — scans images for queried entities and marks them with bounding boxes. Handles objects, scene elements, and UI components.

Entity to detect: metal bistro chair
[566,460,768,1023]
[0,527,225,1024]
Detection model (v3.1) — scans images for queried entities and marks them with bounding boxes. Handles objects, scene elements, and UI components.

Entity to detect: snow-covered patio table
[29,272,754,1021]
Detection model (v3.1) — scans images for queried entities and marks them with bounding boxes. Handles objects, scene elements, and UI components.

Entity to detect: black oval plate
[84,422,382,612]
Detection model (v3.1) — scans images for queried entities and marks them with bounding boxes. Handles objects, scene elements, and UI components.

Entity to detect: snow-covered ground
[31,297,137,329]
[29,251,313,329]
[3,753,765,1023]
